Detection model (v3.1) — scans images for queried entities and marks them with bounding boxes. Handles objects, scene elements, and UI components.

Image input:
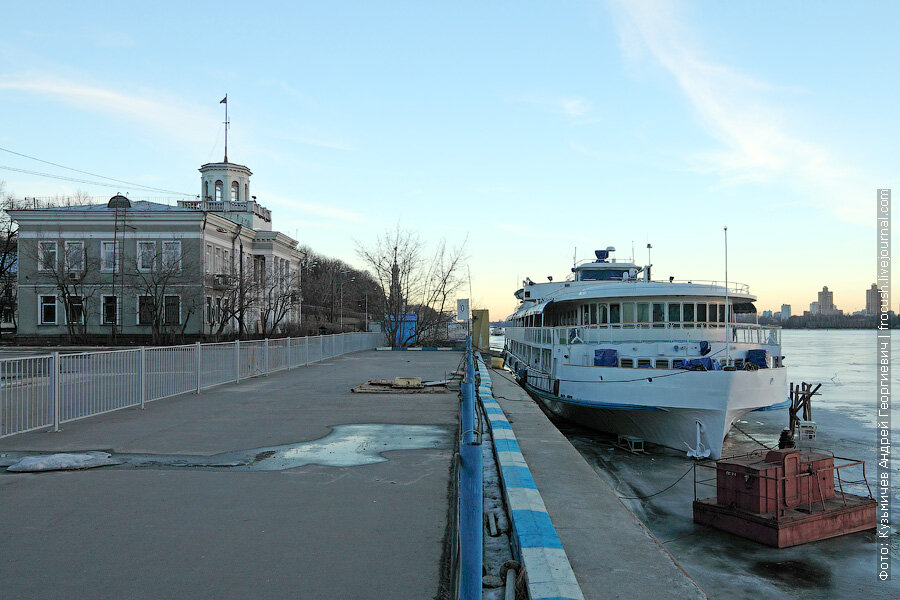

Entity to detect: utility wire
[0,146,194,196]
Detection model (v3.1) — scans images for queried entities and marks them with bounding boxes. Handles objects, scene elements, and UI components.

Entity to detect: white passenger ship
[504,248,785,459]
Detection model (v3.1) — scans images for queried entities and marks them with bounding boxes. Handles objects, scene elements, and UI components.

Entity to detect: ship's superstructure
[504,247,786,459]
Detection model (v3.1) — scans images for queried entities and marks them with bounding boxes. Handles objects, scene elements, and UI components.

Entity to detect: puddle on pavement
[0,424,450,472]
[749,560,833,589]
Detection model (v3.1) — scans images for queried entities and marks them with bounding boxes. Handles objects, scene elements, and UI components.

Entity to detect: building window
[214,247,222,274]
[162,241,181,272]
[231,181,239,202]
[164,295,180,325]
[206,296,214,325]
[204,181,210,200]
[138,296,154,325]
[64,241,84,273]
[39,295,57,324]
[205,244,212,274]
[101,295,118,325]
[224,250,230,274]
[38,241,57,271]
[215,180,223,202]
[66,296,84,324]
[100,241,119,272]
[137,241,156,272]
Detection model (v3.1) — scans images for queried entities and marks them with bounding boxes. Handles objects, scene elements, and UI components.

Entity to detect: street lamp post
[300,260,317,329]
[340,272,355,328]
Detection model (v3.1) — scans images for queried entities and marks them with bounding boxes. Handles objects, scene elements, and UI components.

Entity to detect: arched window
[204,181,209,200]
[214,180,223,202]
[231,181,239,202]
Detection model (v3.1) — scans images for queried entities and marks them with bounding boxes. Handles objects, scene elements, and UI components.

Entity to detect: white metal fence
[0,332,384,439]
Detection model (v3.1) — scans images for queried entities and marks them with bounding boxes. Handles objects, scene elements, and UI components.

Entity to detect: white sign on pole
[457,299,470,321]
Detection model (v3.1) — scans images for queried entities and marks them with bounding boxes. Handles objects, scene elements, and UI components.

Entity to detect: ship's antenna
[573,246,577,268]
[724,226,730,366]
[647,243,652,267]
[631,240,635,263]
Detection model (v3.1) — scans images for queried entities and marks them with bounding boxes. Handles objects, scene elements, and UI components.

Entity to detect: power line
[0,146,194,196]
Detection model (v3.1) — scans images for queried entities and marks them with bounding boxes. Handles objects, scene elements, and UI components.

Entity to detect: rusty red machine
[693,448,876,548]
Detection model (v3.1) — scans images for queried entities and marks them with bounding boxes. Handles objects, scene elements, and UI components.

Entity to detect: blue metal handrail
[459,335,483,599]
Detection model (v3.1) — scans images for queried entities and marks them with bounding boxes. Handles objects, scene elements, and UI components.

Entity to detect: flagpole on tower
[220,94,229,162]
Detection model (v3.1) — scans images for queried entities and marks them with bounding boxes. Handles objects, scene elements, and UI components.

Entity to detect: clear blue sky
[1,1,896,318]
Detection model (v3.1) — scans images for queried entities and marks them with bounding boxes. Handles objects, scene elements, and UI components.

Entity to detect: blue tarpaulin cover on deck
[699,341,711,356]
[674,357,723,371]
[747,349,769,368]
[594,348,618,367]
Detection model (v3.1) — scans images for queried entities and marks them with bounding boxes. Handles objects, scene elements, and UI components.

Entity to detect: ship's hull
[507,355,786,459]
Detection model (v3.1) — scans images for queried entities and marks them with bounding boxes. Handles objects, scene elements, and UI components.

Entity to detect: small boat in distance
[490,326,504,336]
[504,246,785,459]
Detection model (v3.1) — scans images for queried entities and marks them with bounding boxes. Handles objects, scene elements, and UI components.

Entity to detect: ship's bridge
[572,247,642,282]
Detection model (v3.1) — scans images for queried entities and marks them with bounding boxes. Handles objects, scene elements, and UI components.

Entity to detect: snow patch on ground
[7,451,122,472]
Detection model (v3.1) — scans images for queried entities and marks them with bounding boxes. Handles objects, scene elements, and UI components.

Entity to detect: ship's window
[638,359,652,368]
[719,304,726,323]
[599,304,608,324]
[653,303,665,327]
[697,303,707,322]
[668,303,681,322]
[609,303,621,324]
[682,303,694,328]
[683,303,695,322]
[637,303,650,323]
[709,303,719,323]
[622,302,635,323]
[655,359,669,369]
[581,269,627,281]
[620,358,634,368]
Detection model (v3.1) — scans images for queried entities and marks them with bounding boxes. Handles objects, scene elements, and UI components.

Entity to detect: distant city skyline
[0,2,896,319]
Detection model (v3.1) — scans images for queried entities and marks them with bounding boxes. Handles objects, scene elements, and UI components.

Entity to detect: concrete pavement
[0,350,461,600]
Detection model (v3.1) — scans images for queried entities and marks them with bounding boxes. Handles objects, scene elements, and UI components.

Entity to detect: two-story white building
[12,160,304,342]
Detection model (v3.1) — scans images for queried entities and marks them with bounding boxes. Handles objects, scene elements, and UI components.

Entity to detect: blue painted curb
[475,355,585,600]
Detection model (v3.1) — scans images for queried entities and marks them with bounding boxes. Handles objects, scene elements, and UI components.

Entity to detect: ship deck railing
[507,323,781,346]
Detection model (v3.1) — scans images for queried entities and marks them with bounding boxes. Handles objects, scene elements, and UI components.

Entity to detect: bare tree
[258,262,300,337]
[21,233,101,343]
[127,241,201,344]
[357,227,466,346]
[208,264,258,338]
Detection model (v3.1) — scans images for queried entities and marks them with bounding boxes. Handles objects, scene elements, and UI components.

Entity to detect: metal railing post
[264,338,269,375]
[52,352,60,431]
[195,341,202,393]
[235,339,241,383]
[139,346,146,409]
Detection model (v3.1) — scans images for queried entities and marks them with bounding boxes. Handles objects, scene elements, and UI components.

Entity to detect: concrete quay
[487,368,707,600]
[0,350,461,600]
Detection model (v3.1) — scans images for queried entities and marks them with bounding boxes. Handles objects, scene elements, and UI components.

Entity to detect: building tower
[866,283,880,315]
[818,286,835,315]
